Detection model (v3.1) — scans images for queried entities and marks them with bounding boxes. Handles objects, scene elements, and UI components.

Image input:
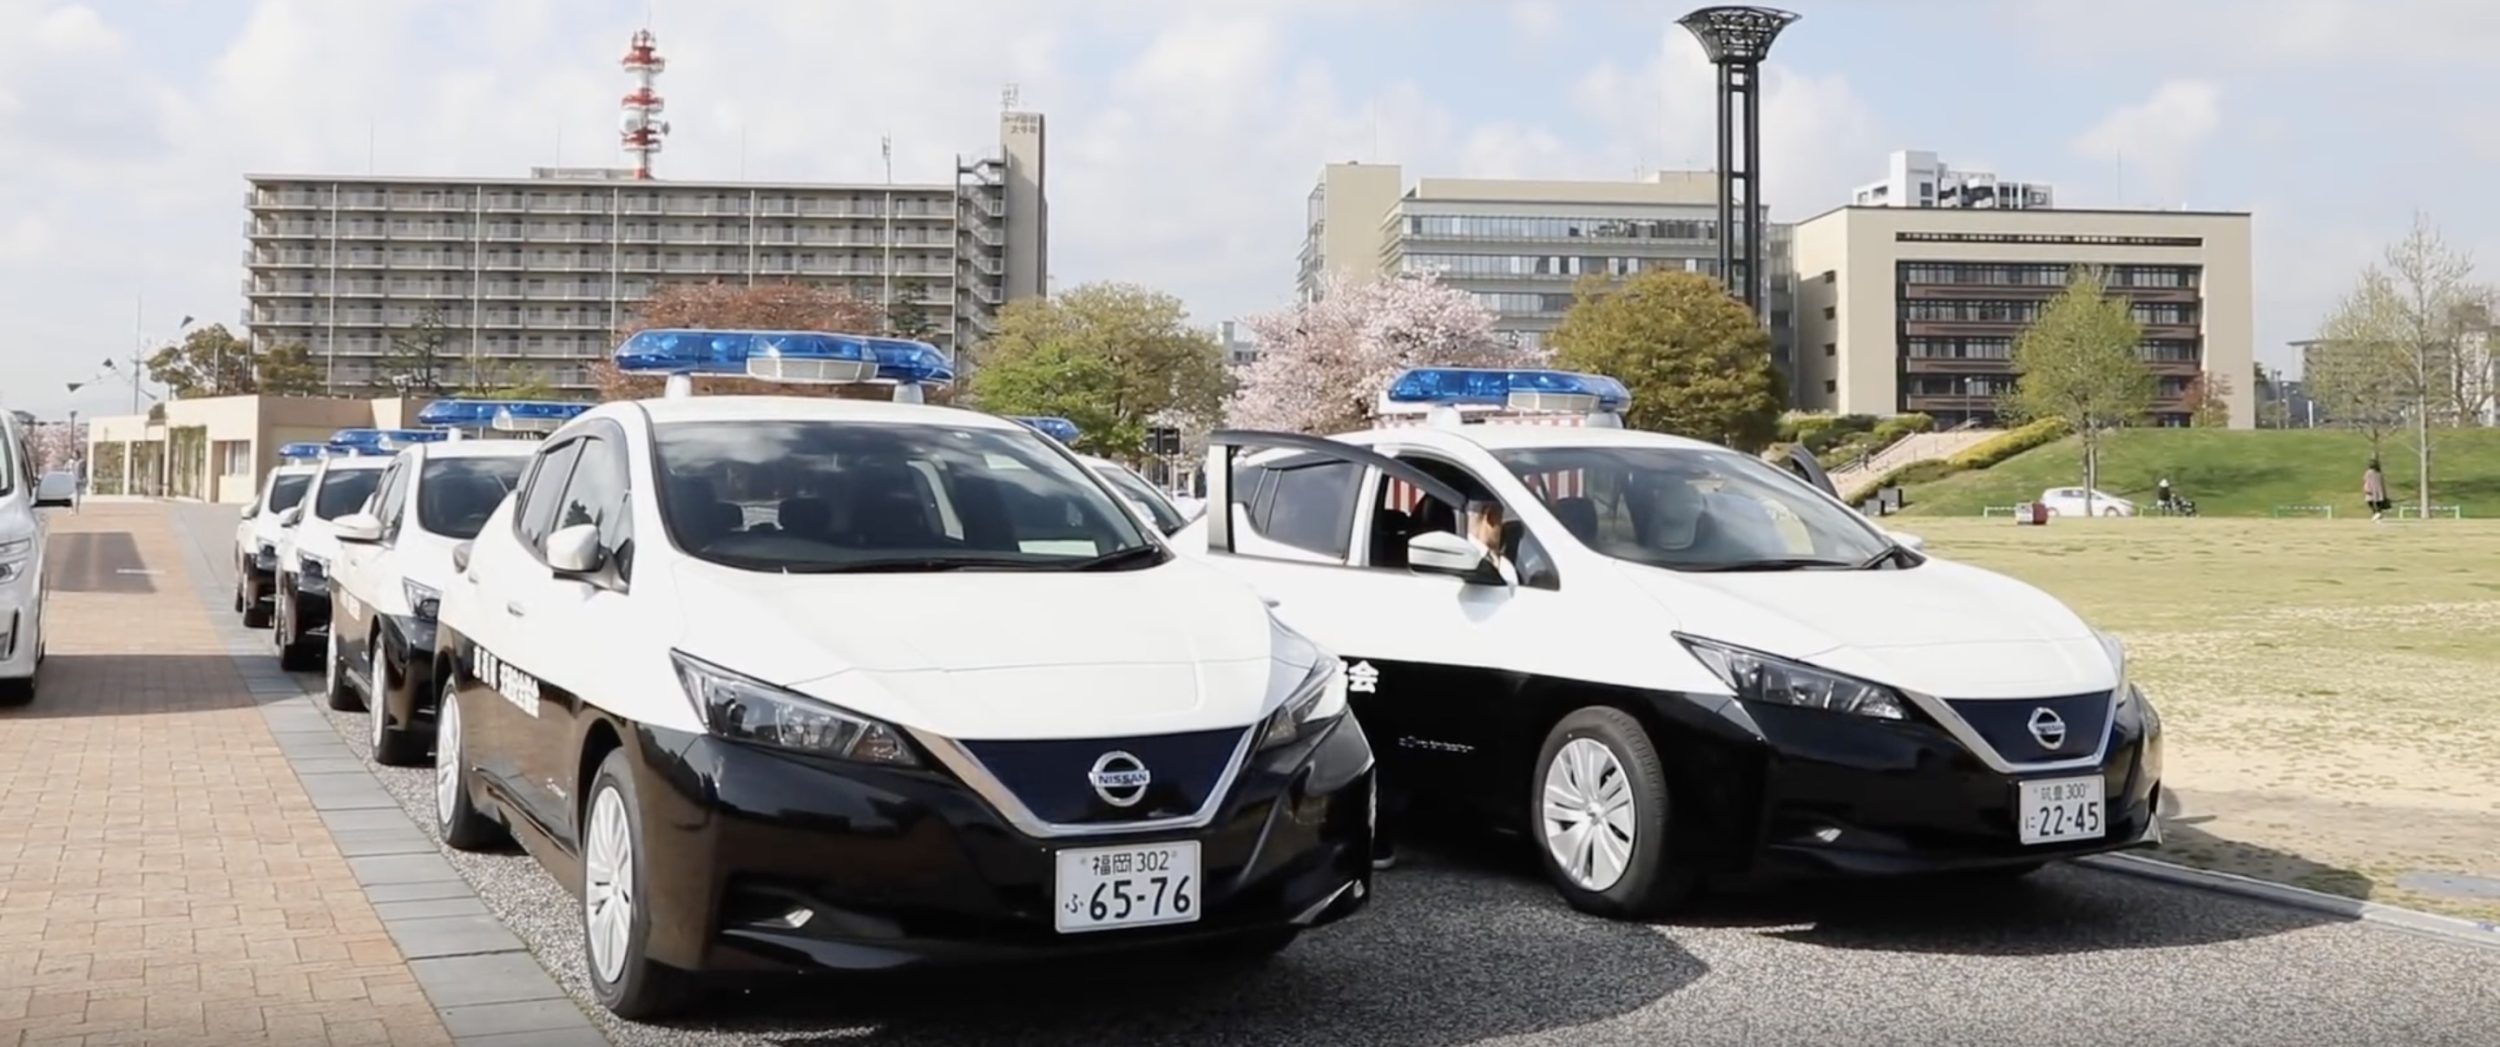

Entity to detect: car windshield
[1493,445,1895,572]
[1090,461,1186,533]
[312,468,382,521]
[268,474,312,512]
[417,457,525,540]
[651,419,1164,573]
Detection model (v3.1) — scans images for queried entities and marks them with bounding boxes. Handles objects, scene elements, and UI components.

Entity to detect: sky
[8,0,2500,418]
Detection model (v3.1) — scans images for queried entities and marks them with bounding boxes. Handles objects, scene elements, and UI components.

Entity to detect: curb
[2078,853,2500,953]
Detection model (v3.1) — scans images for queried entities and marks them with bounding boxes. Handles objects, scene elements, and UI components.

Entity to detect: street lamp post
[1678,6,1799,324]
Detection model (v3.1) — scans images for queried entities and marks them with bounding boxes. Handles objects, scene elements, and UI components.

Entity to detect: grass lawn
[1895,428,2500,518]
[1907,516,2500,921]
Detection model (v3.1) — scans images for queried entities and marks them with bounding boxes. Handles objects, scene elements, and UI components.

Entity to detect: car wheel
[233,565,247,612]
[0,676,32,707]
[1532,707,1693,919]
[2102,507,2122,518]
[434,683,507,851]
[275,583,316,672]
[582,749,693,1019]
[2045,507,2062,517]
[370,636,422,767]
[323,625,360,711]
[241,575,271,629]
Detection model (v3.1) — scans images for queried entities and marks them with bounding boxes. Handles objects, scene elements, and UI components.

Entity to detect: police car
[1003,417,1196,536]
[426,330,1372,1017]
[234,450,322,628]
[1178,367,2163,917]
[326,400,581,765]
[271,450,394,671]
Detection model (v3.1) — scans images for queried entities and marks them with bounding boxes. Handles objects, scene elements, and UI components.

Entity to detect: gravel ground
[181,511,2500,1047]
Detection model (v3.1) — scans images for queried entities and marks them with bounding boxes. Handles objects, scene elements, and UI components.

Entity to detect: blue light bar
[1007,416,1081,443]
[611,328,873,382]
[1382,368,1631,414]
[415,398,588,430]
[276,442,332,462]
[865,336,955,386]
[326,428,449,456]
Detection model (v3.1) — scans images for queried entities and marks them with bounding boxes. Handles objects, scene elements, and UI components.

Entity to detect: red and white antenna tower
[619,29,669,179]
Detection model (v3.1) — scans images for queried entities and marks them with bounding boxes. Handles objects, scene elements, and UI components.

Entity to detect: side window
[1253,459,1362,560]
[514,439,585,550]
[1375,455,1559,590]
[375,463,411,540]
[551,435,632,558]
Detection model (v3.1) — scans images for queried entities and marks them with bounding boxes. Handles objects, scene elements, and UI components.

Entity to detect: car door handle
[505,601,527,618]
[1260,594,1282,608]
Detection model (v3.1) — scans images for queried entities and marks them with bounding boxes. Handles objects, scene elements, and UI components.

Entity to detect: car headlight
[670,651,920,767]
[403,579,440,621]
[1254,653,1347,752]
[1677,635,1908,720]
[0,537,27,583]
[2096,630,2132,708]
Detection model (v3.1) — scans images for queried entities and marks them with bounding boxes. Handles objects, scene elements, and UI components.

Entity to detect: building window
[1822,270,1836,284]
[1822,379,1837,394]
[1824,343,1836,357]
[1894,231,2206,247]
[1822,305,1836,320]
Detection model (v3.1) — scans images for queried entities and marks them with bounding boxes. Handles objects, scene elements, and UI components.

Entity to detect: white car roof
[417,439,540,461]
[616,395,1029,431]
[1255,419,1729,460]
[318,455,393,472]
[270,463,321,477]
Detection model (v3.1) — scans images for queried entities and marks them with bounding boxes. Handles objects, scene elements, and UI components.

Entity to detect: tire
[2102,507,2122,518]
[370,634,424,767]
[323,625,361,711]
[274,582,316,672]
[0,677,32,707]
[582,749,694,1020]
[2045,507,2062,518]
[233,564,247,612]
[1531,707,1693,919]
[434,683,507,851]
[241,574,271,629]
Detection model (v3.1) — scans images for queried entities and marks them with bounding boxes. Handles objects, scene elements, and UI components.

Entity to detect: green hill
[1894,428,2500,518]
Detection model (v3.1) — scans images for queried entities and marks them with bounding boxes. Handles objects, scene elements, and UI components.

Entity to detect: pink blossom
[1227,270,1543,434]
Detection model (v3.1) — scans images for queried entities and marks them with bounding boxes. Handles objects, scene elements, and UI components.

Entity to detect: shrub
[1948,416,2071,471]
[1871,412,1935,444]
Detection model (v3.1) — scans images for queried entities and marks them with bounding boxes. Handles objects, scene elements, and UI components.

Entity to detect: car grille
[1939,690,2113,766]
[959,728,1246,826]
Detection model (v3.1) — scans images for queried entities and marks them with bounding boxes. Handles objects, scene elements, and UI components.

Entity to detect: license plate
[2017,775,2107,845]
[1053,841,1201,934]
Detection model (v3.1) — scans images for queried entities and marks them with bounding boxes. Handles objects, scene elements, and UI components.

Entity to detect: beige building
[1296,163,1796,362]
[83,396,425,504]
[245,112,1047,396]
[1791,206,2255,429]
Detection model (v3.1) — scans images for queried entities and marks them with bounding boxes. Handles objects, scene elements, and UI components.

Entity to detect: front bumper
[617,712,1375,974]
[1702,695,2163,878]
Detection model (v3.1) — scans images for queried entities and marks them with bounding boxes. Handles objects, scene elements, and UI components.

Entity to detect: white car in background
[235,452,322,628]
[1081,454,1196,536]
[272,455,391,670]
[2037,487,2135,518]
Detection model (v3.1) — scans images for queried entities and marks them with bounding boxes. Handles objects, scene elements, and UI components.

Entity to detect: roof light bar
[416,398,591,434]
[1005,416,1082,443]
[276,442,333,462]
[611,328,953,400]
[1381,368,1631,416]
[325,427,450,456]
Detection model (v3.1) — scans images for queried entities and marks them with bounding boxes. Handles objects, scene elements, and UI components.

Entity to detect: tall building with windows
[1294,163,1795,365]
[243,112,1048,394]
[1853,149,2053,211]
[1791,206,2254,428]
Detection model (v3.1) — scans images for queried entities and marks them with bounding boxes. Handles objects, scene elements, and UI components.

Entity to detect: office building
[1792,206,2255,428]
[1854,149,2054,211]
[1217,320,1260,368]
[243,112,1048,394]
[1295,163,1795,364]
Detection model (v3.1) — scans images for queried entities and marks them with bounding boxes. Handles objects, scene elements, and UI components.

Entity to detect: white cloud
[2070,80,2222,206]
[1510,1,1559,39]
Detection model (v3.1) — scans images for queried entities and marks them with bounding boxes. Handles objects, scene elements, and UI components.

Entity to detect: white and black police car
[233,448,322,629]
[426,330,1372,1017]
[1177,367,2163,918]
[326,400,584,764]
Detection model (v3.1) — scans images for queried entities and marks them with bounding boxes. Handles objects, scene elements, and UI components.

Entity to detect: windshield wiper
[1677,557,1856,573]
[1062,544,1167,572]
[784,556,1057,574]
[1855,544,1910,570]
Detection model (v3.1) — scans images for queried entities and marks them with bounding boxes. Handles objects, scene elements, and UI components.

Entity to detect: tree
[887,282,940,343]
[258,343,323,397]
[968,282,1227,458]
[591,281,894,401]
[2317,214,2480,517]
[143,325,258,398]
[1549,270,1782,448]
[2006,267,2152,513]
[460,358,559,401]
[375,306,456,395]
[1228,270,1528,434]
[2184,372,2233,428]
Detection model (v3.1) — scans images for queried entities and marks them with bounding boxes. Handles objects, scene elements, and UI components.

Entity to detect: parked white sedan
[2038,487,2135,517]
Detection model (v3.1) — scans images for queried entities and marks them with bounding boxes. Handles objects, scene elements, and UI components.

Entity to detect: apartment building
[1295,163,1796,365]
[1792,206,2255,428]
[1853,149,2055,210]
[244,112,1047,394]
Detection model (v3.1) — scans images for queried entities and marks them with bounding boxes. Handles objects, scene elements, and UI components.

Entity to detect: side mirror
[1887,530,1926,552]
[547,523,606,576]
[241,504,260,520]
[1407,530,1501,584]
[278,506,304,527]
[33,471,75,509]
[450,541,473,574]
[334,512,384,544]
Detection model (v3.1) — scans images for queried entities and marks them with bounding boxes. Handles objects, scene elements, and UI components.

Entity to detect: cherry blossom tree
[1227,271,1538,433]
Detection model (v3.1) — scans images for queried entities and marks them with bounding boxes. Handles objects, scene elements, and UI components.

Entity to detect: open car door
[1777,444,1840,499]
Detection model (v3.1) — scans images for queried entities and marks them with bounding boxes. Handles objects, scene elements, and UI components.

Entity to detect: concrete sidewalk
[0,503,588,1045]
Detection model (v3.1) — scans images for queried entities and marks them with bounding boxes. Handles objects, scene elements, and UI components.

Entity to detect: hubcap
[583,786,634,984]
[368,640,387,747]
[325,624,339,692]
[1541,737,1637,892]
[434,690,461,825]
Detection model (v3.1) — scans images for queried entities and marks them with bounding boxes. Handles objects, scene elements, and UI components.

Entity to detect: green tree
[1548,270,1782,449]
[376,306,456,395]
[887,282,940,342]
[144,325,258,398]
[968,282,1227,458]
[2007,267,2152,510]
[257,342,324,396]
[2316,214,2480,517]
[460,358,559,401]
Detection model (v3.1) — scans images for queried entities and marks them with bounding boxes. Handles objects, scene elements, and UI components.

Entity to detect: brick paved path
[0,503,453,1046]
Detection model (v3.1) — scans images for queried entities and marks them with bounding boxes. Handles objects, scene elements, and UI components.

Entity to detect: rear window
[417,457,526,539]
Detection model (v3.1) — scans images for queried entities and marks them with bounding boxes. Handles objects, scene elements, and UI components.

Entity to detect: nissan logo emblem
[2027,707,2068,749]
[1088,751,1152,808]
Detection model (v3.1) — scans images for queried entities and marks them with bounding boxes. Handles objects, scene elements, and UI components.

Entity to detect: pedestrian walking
[2363,459,2390,520]
[2156,476,2174,513]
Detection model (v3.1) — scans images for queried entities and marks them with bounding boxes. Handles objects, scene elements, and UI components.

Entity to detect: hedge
[1841,416,2071,503]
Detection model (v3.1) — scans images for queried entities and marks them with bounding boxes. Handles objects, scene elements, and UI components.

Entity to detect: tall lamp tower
[1678,5,1799,322]
[620,29,670,179]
